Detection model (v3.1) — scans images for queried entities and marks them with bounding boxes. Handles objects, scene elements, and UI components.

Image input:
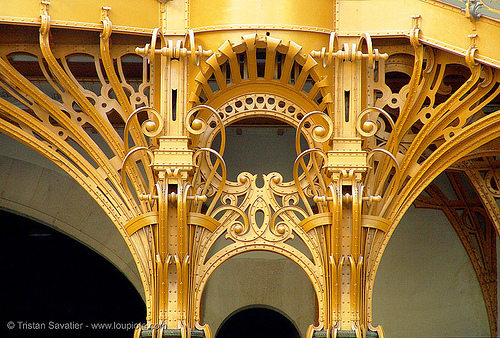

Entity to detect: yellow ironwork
[1,0,500,337]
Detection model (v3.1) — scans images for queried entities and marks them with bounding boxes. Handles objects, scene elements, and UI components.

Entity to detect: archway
[0,209,145,337]
[199,250,317,338]
[216,306,300,338]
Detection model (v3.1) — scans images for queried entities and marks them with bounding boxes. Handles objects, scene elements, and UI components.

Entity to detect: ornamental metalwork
[1,1,500,338]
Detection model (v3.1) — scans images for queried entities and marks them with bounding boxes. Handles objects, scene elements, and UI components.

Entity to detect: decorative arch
[181,35,340,332]
[183,37,337,251]
[193,242,325,326]
[189,33,332,113]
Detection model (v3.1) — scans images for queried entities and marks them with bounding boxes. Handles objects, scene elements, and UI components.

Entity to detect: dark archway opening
[216,307,300,338]
[0,210,145,338]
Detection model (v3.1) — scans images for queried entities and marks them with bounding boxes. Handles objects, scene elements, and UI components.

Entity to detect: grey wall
[373,206,490,337]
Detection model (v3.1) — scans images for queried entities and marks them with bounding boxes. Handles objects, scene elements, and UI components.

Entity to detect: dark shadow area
[0,210,145,337]
[216,307,300,338]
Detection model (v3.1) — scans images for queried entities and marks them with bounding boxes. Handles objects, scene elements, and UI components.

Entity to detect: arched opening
[199,251,317,338]
[0,209,145,337]
[216,306,300,338]
[373,205,490,336]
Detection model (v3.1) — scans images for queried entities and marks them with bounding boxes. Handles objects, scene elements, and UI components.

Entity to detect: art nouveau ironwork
[1,0,500,337]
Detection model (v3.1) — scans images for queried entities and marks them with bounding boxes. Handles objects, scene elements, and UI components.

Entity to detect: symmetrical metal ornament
[1,1,500,337]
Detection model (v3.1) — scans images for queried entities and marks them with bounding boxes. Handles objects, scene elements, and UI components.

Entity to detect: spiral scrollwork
[220,192,238,206]
[148,28,166,65]
[186,105,226,162]
[210,205,250,238]
[124,106,164,153]
[293,148,328,216]
[356,107,396,138]
[120,146,155,202]
[100,8,112,40]
[184,29,207,67]
[295,111,334,155]
[366,148,400,171]
[269,206,307,239]
[268,172,296,196]
[283,193,300,207]
[484,169,500,197]
[366,148,400,198]
[465,43,479,69]
[268,172,284,188]
[357,33,374,68]
[230,221,246,237]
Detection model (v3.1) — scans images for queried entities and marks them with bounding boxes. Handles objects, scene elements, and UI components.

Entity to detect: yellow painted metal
[300,213,333,232]
[125,212,160,236]
[0,0,159,34]
[337,0,500,68]
[1,0,500,337]
[189,0,334,31]
[186,213,220,232]
[1,0,500,68]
